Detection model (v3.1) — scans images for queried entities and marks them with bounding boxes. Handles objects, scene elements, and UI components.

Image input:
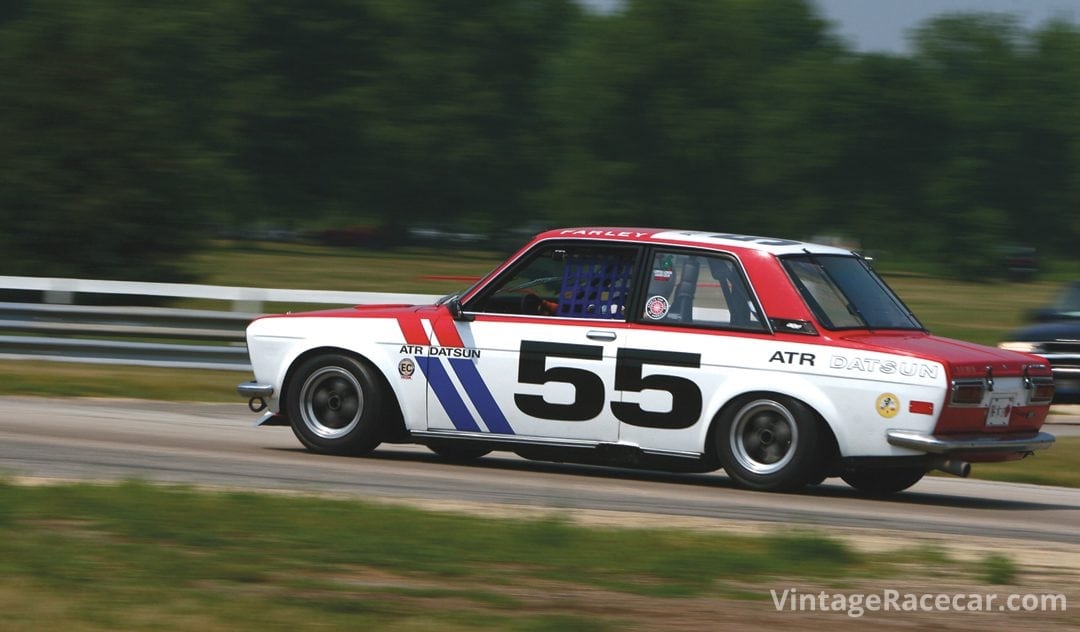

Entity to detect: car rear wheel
[841,467,926,495]
[717,395,822,492]
[286,353,385,455]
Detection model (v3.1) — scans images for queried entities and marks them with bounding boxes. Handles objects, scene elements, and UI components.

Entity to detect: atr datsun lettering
[769,351,816,366]
[398,344,481,359]
[829,355,939,379]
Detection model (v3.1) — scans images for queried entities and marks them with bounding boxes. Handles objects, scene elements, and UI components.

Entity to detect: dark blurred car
[999,281,1080,403]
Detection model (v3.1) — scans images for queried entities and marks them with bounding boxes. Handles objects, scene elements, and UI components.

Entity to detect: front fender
[246,315,425,429]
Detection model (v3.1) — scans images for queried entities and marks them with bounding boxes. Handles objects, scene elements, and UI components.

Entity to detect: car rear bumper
[237,381,274,398]
[886,429,1055,455]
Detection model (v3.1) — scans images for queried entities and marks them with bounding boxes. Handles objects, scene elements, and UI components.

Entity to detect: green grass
[884,275,1060,345]
[189,240,501,295]
[0,361,241,401]
[964,437,1080,488]
[0,480,999,631]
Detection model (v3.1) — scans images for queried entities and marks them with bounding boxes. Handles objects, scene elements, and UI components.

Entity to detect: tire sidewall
[286,353,384,455]
[716,394,821,492]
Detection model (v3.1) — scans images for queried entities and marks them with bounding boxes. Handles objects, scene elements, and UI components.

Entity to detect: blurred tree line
[1,0,1078,281]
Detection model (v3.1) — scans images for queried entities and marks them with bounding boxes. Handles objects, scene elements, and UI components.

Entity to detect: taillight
[1027,376,1055,404]
[950,379,986,406]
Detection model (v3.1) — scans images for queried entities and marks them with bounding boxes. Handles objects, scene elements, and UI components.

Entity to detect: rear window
[782,255,923,331]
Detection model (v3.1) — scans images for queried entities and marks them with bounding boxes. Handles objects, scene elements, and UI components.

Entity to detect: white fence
[0,276,439,371]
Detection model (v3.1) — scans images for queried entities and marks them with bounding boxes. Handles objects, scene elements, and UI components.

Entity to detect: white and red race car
[238,228,1055,493]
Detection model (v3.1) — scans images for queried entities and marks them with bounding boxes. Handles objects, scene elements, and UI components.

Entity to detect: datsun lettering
[238,228,1055,494]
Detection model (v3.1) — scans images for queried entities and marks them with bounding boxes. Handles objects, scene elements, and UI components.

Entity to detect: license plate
[986,395,1014,426]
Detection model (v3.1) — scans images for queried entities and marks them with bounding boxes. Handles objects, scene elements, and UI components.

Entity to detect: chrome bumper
[237,381,274,398]
[886,429,1056,454]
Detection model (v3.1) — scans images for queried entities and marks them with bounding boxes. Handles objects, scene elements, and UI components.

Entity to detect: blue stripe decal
[415,356,481,432]
[449,358,514,435]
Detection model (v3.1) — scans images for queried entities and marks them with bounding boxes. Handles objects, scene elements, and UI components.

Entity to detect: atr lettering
[769,351,816,366]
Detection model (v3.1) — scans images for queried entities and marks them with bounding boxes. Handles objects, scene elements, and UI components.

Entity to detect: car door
[619,248,773,453]
[424,242,639,443]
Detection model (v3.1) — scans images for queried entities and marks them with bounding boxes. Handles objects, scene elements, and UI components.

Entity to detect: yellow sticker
[876,393,900,418]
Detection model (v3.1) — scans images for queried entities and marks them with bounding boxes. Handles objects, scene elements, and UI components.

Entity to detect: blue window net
[556,251,635,319]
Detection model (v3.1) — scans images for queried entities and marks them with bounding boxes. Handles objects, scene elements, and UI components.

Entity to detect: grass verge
[962,436,1080,488]
[0,361,241,401]
[0,480,1005,631]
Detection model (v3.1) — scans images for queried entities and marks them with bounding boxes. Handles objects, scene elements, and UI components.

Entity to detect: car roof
[535,227,855,256]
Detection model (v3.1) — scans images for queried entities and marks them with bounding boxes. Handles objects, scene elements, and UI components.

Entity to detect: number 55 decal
[514,341,703,429]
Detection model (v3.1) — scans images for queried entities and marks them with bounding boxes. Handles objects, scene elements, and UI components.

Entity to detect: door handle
[586,330,617,342]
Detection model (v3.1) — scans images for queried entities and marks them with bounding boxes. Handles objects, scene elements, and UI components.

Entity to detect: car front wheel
[716,395,822,492]
[286,353,386,455]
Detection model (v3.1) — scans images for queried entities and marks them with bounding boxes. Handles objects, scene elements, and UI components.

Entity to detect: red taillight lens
[1029,377,1055,404]
[909,400,934,415]
[950,379,986,406]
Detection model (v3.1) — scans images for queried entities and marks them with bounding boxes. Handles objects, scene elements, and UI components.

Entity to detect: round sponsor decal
[398,358,415,379]
[645,295,670,320]
[876,393,900,418]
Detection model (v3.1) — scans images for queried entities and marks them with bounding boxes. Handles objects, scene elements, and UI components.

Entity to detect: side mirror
[446,297,474,322]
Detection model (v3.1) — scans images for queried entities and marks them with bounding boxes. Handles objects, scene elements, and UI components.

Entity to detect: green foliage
[3,1,1080,280]
[980,553,1019,585]
[0,1,243,281]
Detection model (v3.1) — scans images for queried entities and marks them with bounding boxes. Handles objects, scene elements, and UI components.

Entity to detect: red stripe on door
[432,315,464,347]
[397,314,431,346]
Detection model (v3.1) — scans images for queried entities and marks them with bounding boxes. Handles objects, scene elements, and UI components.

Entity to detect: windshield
[781,254,924,331]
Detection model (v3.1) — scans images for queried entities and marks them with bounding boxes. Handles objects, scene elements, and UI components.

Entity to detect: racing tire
[286,353,386,456]
[716,394,822,492]
[426,442,492,462]
[841,467,926,495]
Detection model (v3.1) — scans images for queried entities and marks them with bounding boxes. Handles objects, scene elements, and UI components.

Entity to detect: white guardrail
[0,276,439,371]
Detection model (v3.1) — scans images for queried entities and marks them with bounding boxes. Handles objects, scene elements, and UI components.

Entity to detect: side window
[469,245,637,319]
[641,250,765,330]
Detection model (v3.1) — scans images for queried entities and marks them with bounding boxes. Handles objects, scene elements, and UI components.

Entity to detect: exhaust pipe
[936,459,971,478]
[248,397,268,413]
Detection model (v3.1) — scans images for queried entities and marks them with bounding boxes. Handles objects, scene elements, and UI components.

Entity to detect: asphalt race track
[1,397,1078,545]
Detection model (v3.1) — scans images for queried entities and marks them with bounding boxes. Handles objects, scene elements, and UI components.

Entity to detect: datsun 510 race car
[238,228,1056,494]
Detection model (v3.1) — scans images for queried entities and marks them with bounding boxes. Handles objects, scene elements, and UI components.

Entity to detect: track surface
[2,397,1078,545]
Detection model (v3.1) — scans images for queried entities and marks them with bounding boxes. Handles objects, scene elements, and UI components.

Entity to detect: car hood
[837,331,1049,378]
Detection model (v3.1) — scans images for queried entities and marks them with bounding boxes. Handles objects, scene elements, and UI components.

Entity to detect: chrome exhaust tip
[936,458,971,478]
